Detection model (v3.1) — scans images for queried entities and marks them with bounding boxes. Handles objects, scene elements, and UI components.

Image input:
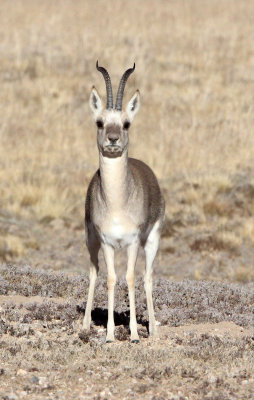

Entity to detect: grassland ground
[0,265,253,400]
[0,0,254,399]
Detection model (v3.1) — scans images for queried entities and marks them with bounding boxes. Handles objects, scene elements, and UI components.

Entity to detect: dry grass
[0,0,254,222]
[0,0,253,285]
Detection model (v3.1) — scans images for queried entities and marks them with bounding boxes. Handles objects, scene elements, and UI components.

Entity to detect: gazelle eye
[96,119,104,129]
[123,121,130,130]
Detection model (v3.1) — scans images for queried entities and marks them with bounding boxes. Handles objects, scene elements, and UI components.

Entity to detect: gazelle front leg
[126,241,139,343]
[83,265,98,331]
[144,221,161,337]
[83,232,100,332]
[102,243,116,342]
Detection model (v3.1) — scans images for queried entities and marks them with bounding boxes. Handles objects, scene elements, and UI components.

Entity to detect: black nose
[108,133,119,144]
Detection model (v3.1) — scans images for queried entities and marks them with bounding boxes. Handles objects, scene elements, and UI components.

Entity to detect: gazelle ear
[89,86,103,119]
[126,90,140,122]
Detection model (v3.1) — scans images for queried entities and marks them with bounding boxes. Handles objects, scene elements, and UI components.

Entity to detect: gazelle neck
[99,150,130,210]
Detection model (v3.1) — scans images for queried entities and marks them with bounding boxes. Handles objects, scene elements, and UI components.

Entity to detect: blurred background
[0,0,253,282]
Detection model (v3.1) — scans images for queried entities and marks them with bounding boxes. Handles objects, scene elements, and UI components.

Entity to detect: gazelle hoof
[106,339,114,343]
[131,339,140,344]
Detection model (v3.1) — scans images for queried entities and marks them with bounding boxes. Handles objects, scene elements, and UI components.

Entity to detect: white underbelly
[100,216,139,249]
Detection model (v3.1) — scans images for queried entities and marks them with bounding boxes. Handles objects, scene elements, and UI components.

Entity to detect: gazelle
[83,62,165,342]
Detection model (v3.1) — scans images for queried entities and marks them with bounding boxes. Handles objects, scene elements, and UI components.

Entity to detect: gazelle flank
[83,61,165,343]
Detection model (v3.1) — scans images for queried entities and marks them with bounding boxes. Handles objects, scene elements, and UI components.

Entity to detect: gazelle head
[89,62,140,158]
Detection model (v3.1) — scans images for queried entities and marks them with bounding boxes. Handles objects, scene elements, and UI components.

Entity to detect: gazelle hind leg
[83,228,100,331]
[144,220,161,336]
[126,241,140,343]
[101,243,116,343]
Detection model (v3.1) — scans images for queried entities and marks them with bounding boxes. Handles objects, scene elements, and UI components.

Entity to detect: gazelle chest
[99,213,139,249]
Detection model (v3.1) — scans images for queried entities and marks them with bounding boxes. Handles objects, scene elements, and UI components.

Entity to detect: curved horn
[115,63,135,111]
[96,61,113,109]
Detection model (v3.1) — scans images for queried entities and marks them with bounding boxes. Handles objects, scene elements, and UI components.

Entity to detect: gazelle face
[95,109,130,158]
[89,88,140,158]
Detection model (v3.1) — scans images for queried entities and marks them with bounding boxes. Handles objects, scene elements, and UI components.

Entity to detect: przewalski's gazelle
[83,62,165,343]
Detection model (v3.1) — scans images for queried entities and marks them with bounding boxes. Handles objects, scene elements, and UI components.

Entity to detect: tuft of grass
[239,218,254,245]
[214,231,242,252]
[0,235,26,260]
[235,266,254,283]
[203,198,234,217]
[24,238,40,250]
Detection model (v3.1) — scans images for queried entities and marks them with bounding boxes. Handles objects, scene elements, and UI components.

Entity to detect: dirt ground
[0,256,254,400]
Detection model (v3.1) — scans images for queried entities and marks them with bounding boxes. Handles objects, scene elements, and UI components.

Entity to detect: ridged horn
[96,61,113,109]
[115,63,135,111]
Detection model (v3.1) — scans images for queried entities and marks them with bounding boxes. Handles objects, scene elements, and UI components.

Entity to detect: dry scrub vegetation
[0,0,253,282]
[0,265,254,399]
[0,0,254,399]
